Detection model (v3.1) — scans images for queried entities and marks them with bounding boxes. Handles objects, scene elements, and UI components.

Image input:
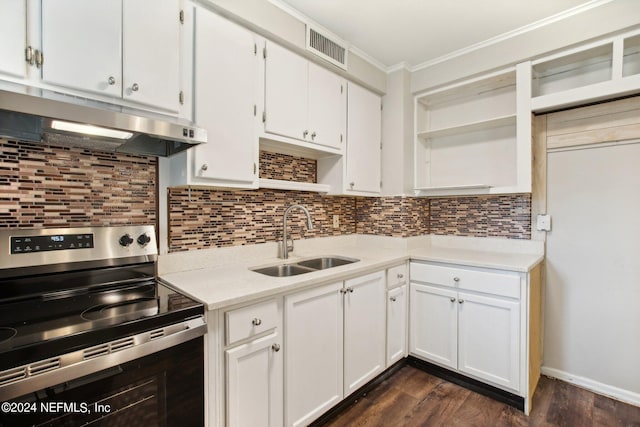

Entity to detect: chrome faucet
[280,204,314,259]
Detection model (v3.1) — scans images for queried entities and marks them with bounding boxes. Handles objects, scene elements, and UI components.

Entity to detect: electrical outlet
[333,215,340,229]
[536,214,551,231]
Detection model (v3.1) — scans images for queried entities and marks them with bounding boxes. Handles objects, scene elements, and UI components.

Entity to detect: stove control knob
[137,233,151,247]
[119,234,134,247]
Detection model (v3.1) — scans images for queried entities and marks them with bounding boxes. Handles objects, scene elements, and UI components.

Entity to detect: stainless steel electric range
[0,225,205,426]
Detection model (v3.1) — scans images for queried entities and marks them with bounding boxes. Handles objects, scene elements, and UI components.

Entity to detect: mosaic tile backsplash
[0,139,156,228]
[429,194,532,239]
[168,188,356,251]
[356,196,429,237]
[0,139,531,246]
[259,151,317,183]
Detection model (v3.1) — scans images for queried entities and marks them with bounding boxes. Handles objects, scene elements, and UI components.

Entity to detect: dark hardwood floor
[322,365,640,427]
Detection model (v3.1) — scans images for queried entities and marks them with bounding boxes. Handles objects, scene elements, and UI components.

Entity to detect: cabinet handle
[340,288,346,294]
[108,76,116,86]
[347,287,354,293]
[349,182,355,189]
[453,277,460,282]
[201,164,208,171]
[458,299,464,304]
[390,296,397,302]
[303,130,309,138]
[311,131,317,140]
[131,83,139,92]
[397,273,404,279]
[271,343,281,352]
[251,318,262,326]
[450,297,455,302]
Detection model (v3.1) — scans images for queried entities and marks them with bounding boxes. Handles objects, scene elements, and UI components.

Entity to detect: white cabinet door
[343,271,386,397]
[123,0,181,112]
[458,292,520,391]
[226,332,283,427]
[41,0,122,96]
[346,83,381,193]
[0,0,27,78]
[386,284,407,366]
[264,41,308,141]
[285,282,343,427]
[191,7,260,187]
[410,283,458,369]
[307,62,345,149]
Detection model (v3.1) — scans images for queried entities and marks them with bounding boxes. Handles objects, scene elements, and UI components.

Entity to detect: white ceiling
[275,0,603,70]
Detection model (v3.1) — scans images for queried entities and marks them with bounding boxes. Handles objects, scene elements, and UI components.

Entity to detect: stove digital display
[10,233,94,254]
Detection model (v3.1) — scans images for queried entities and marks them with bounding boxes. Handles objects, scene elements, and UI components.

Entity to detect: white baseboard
[541,366,640,407]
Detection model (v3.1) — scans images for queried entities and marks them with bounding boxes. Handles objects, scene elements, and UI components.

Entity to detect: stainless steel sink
[251,256,359,277]
[296,256,359,270]
[252,264,316,277]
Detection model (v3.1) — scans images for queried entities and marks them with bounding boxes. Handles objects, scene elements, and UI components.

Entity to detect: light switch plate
[333,215,340,229]
[536,214,551,231]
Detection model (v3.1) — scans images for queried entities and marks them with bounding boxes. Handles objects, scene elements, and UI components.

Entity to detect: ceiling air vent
[307,27,348,70]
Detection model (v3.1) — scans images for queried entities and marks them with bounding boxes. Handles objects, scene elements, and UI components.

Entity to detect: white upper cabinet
[307,62,346,150]
[264,41,308,142]
[168,6,261,189]
[0,0,27,79]
[41,0,122,98]
[263,41,346,152]
[122,0,181,110]
[345,82,381,194]
[41,0,182,113]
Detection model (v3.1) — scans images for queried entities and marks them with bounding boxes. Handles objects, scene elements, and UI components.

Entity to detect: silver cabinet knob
[131,83,139,92]
[311,131,317,140]
[390,296,397,302]
[349,182,355,189]
[272,343,281,352]
[108,76,116,85]
[458,299,464,304]
[397,273,404,279]
[201,164,208,171]
[303,130,309,138]
[252,318,262,326]
[450,297,456,302]
[340,288,346,294]
[453,277,460,282]
[347,287,354,293]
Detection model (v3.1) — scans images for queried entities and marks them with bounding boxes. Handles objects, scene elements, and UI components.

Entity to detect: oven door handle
[0,317,206,402]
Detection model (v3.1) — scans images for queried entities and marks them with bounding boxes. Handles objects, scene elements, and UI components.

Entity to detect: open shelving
[413,64,531,197]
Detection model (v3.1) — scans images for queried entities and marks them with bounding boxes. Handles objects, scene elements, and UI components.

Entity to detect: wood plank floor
[322,365,640,426]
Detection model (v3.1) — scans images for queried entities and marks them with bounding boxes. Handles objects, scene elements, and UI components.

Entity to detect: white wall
[381,69,413,195]
[411,0,640,93]
[199,0,387,93]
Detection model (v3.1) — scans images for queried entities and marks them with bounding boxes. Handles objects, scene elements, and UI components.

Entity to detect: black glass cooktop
[0,273,203,370]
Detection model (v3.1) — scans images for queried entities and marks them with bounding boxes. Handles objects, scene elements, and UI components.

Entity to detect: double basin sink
[252,256,359,277]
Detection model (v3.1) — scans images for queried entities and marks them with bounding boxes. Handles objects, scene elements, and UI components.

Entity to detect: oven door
[0,337,203,427]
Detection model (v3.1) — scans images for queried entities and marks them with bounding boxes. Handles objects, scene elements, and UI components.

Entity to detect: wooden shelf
[259,178,330,193]
[417,115,516,139]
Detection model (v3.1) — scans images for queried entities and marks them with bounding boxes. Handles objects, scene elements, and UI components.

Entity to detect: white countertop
[159,235,544,311]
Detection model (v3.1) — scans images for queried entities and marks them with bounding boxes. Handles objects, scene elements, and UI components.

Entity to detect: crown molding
[410,0,614,72]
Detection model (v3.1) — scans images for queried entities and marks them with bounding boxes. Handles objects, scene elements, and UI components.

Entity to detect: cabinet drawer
[226,299,279,345]
[410,262,520,299]
[387,264,408,289]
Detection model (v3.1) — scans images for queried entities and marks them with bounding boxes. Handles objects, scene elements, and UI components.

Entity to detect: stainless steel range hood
[0,87,206,157]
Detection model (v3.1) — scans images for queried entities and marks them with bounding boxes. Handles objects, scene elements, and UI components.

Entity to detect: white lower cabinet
[343,272,386,396]
[285,271,385,427]
[410,262,523,394]
[386,284,408,366]
[224,298,283,427]
[226,332,283,427]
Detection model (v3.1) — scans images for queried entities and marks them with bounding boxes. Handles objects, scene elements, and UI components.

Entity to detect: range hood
[0,86,206,157]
